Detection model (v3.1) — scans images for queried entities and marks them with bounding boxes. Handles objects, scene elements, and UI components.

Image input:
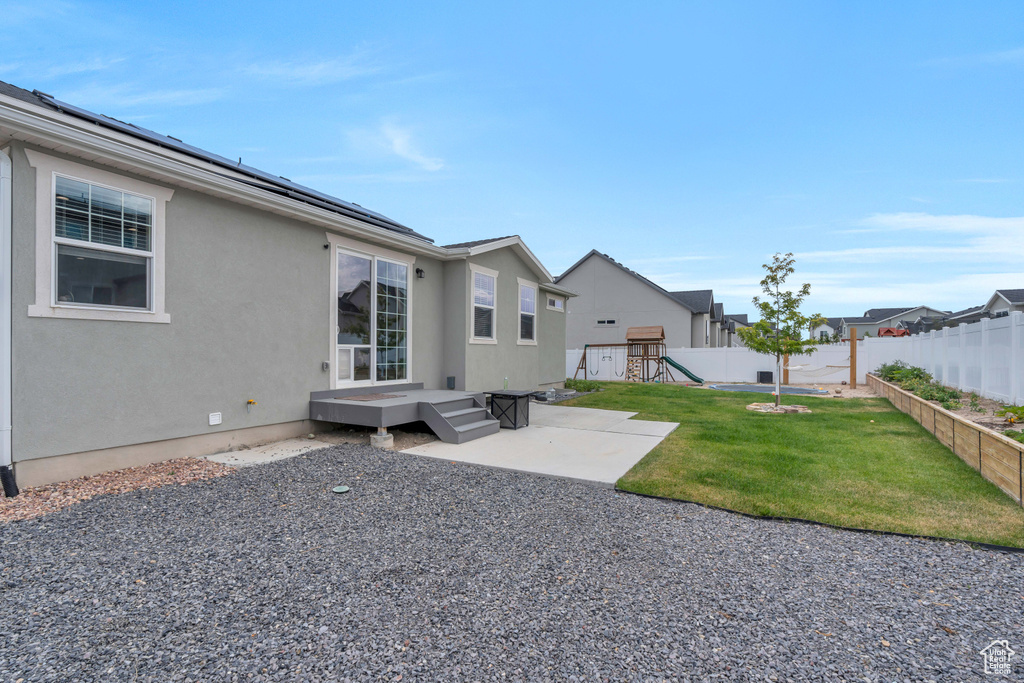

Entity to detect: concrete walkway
[401,403,677,486]
[204,438,332,467]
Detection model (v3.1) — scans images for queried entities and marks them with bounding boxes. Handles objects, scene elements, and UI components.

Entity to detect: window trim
[26,150,173,323]
[327,233,415,390]
[517,277,538,346]
[469,264,498,345]
[546,295,564,312]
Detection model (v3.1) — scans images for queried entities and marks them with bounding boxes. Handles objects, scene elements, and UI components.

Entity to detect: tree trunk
[775,354,781,407]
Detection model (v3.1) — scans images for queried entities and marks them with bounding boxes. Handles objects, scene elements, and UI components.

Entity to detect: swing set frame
[573,326,676,383]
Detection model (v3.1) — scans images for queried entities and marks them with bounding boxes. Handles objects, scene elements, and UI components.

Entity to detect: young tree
[738,253,825,407]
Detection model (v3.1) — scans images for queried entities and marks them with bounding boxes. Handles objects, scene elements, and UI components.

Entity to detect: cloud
[803,272,1024,309]
[379,123,444,172]
[3,0,73,26]
[242,53,382,86]
[925,47,1024,68]
[44,56,125,78]
[625,255,717,267]
[819,213,1022,270]
[291,171,439,185]
[59,84,226,109]
[856,212,1024,235]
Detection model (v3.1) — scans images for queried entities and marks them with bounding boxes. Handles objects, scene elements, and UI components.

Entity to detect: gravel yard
[2,444,1022,682]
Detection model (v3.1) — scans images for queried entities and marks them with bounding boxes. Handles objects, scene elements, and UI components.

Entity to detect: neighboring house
[839,306,949,339]
[0,81,573,488]
[983,289,1024,318]
[722,314,749,348]
[899,291,1024,332]
[555,250,725,349]
[670,289,718,348]
[809,317,842,342]
[940,305,989,328]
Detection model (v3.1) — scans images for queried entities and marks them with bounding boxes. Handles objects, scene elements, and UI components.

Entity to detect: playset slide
[660,356,704,384]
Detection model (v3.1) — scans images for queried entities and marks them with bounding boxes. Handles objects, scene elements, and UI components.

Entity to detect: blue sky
[3,1,1022,319]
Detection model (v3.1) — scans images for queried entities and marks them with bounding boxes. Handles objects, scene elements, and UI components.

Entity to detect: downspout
[0,149,16,497]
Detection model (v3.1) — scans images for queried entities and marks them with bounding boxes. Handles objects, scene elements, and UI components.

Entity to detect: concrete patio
[400,402,678,486]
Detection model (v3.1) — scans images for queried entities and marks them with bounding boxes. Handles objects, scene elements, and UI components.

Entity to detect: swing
[614,346,625,378]
[589,346,600,376]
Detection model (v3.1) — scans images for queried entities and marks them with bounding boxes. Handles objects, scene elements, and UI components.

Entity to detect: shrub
[564,378,601,392]
[875,361,931,385]
[875,361,961,407]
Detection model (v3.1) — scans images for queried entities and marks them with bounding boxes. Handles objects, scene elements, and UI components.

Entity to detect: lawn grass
[562,382,1024,547]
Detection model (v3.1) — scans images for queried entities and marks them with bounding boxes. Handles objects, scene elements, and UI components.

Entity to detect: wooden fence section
[867,373,1024,505]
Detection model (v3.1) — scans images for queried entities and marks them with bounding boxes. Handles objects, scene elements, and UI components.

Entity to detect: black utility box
[757,371,774,384]
[487,390,532,429]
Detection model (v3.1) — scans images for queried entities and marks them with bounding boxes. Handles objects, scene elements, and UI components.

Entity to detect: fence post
[1011,311,1022,404]
[958,323,968,393]
[980,317,990,397]
[941,326,949,388]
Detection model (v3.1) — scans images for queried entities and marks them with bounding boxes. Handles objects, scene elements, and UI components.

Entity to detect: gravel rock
[1,444,1020,681]
[0,457,232,523]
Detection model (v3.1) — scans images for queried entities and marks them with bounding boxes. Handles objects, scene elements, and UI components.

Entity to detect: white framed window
[26,150,173,323]
[596,319,617,326]
[470,265,498,344]
[53,175,153,310]
[518,278,537,345]
[333,239,412,387]
[546,296,564,312]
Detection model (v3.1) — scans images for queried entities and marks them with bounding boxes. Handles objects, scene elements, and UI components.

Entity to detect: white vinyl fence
[566,340,907,386]
[566,311,1024,405]
[892,311,1024,405]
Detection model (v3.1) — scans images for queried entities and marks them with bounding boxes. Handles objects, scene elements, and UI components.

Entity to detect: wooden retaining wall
[867,373,1024,505]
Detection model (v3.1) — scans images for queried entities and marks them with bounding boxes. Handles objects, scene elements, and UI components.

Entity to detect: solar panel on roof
[29,91,433,243]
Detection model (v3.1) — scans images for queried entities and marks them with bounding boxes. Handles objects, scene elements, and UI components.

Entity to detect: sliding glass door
[336,248,409,385]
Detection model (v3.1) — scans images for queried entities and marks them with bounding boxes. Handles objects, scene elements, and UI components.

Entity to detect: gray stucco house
[810,306,949,340]
[555,250,735,349]
[0,81,573,489]
[899,289,1024,332]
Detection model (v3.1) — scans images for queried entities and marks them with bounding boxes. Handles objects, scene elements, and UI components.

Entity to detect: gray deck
[309,384,500,443]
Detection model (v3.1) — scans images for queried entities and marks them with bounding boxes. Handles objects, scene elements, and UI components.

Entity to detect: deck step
[440,406,488,427]
[431,397,479,413]
[453,418,501,442]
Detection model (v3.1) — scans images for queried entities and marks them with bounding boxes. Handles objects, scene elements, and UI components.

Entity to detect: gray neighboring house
[555,250,733,349]
[837,306,948,339]
[722,314,750,347]
[902,290,1024,331]
[0,81,573,488]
